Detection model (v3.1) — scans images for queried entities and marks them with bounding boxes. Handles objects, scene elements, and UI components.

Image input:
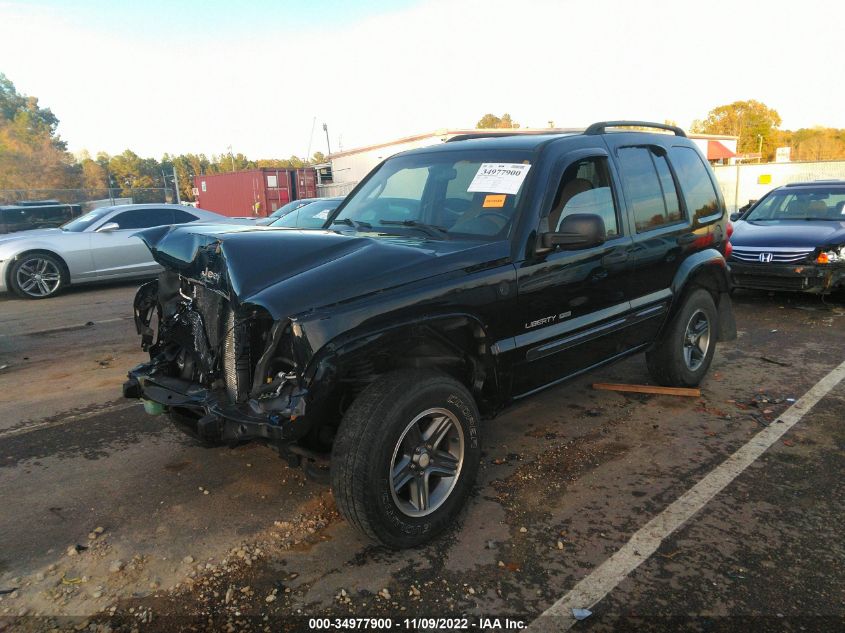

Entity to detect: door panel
[90,209,174,278]
[510,154,637,395]
[606,141,693,345]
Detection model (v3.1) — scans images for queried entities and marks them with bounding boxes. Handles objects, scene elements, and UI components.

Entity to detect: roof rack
[584,121,687,137]
[444,130,572,143]
[784,180,845,187]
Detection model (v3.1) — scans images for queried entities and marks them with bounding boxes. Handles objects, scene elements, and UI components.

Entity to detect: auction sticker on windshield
[468,163,531,195]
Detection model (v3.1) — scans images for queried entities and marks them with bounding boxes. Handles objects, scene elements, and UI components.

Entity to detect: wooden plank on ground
[592,383,701,397]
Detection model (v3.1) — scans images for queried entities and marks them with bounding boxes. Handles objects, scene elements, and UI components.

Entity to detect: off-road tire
[331,369,481,548]
[646,288,718,387]
[9,252,67,299]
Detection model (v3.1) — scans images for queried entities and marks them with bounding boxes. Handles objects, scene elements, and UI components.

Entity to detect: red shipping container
[194,168,318,218]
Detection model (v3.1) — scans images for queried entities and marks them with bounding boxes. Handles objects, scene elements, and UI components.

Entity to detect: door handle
[678,233,697,245]
[601,251,629,266]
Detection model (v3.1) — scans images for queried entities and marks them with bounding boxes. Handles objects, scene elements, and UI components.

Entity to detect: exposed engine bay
[124,270,312,451]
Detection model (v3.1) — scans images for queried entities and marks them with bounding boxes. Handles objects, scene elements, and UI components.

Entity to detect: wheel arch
[668,249,736,341]
[6,248,71,288]
[303,312,500,414]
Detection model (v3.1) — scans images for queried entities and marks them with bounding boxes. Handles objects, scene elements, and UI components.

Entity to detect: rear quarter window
[669,146,721,221]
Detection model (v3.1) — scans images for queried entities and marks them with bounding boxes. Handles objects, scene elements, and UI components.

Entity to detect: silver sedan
[0,203,246,299]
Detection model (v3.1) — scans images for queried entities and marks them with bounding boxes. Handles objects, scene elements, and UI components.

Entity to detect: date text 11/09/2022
[308,617,526,630]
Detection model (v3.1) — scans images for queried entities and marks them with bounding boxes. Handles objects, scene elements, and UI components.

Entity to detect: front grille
[730,246,815,263]
[732,274,812,290]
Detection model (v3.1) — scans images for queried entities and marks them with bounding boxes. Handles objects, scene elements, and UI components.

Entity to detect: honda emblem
[759,252,773,263]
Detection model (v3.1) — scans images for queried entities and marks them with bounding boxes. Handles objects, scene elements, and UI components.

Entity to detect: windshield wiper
[331,218,372,231]
[379,219,450,239]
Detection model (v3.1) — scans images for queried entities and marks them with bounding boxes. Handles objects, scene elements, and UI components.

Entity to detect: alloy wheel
[389,407,465,517]
[15,257,62,297]
[683,308,711,371]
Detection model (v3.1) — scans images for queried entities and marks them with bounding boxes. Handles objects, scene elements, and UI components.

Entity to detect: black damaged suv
[124,122,736,548]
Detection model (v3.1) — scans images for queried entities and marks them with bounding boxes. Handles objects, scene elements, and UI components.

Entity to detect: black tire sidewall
[352,374,481,546]
[10,253,66,299]
[668,288,718,386]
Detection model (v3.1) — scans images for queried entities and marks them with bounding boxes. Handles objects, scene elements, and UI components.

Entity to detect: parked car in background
[0,203,249,299]
[0,201,83,234]
[124,121,735,548]
[729,181,845,294]
[267,197,345,229]
[255,197,339,226]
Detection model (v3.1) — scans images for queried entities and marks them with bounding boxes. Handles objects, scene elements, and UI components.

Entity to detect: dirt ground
[0,281,843,632]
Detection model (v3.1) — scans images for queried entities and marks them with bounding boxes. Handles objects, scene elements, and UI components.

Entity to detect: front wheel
[9,252,66,299]
[646,288,718,387]
[331,370,481,548]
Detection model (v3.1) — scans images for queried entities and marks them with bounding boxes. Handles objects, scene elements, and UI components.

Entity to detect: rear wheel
[646,288,718,387]
[331,370,481,548]
[9,252,66,299]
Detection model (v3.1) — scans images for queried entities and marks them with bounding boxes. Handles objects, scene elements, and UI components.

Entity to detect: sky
[2,0,844,160]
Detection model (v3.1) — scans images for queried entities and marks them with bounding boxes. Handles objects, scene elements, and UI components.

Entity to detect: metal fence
[713,160,845,212]
[0,188,171,209]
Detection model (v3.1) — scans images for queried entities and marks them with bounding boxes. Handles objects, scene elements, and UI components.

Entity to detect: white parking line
[527,359,845,632]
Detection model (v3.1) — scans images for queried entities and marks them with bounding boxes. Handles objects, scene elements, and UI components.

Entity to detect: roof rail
[444,130,565,143]
[584,121,687,137]
[784,180,845,187]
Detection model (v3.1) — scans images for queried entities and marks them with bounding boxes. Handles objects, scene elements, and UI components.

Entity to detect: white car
[0,203,246,299]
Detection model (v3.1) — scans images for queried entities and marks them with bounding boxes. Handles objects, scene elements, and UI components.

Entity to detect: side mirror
[541,213,606,251]
[729,212,741,222]
[95,222,120,233]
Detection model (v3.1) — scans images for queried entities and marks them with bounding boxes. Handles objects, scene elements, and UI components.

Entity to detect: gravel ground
[0,284,843,632]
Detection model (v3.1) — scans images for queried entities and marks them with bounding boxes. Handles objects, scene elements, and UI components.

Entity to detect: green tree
[691,100,782,159]
[781,127,845,161]
[476,113,520,129]
[0,74,75,194]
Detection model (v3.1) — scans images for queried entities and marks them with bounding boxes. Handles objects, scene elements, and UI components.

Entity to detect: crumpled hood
[0,228,63,244]
[732,220,845,248]
[137,224,506,319]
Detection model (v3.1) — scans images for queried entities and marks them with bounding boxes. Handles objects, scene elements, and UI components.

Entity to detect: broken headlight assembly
[815,245,845,264]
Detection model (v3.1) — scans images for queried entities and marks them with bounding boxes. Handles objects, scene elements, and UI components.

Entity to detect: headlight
[816,246,844,264]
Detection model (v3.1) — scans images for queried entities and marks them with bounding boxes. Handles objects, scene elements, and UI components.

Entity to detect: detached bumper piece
[730,262,845,294]
[123,365,307,445]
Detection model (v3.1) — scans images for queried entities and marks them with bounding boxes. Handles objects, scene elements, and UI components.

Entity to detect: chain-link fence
[0,188,172,209]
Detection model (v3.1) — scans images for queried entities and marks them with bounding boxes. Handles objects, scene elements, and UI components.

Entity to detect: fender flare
[301,311,496,393]
[667,248,736,341]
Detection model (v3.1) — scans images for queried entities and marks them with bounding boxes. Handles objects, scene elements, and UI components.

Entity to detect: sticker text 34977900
[467,163,531,195]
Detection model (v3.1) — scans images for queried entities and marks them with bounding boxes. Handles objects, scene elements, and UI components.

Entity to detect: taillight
[726,221,734,239]
[724,221,733,258]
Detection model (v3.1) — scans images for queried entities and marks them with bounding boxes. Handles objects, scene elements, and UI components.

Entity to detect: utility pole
[227,144,235,172]
[322,123,331,157]
[757,135,763,163]
[172,165,181,204]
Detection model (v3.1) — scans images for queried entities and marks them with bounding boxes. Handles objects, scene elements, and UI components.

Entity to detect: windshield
[746,188,845,221]
[267,198,317,220]
[270,199,342,229]
[61,207,112,232]
[330,150,533,240]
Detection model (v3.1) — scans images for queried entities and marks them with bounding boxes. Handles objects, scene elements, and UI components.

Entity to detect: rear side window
[172,209,198,224]
[111,208,175,229]
[669,146,721,220]
[617,147,683,232]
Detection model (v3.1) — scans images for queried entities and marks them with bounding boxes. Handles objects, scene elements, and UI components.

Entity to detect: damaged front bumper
[730,261,845,294]
[123,366,308,444]
[123,275,312,446]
